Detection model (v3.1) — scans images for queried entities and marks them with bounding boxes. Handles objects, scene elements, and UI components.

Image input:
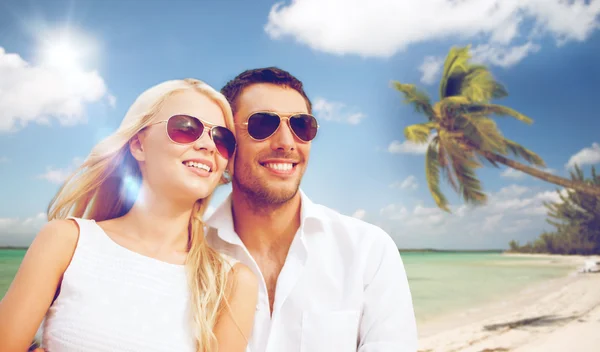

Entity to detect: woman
[0,78,258,351]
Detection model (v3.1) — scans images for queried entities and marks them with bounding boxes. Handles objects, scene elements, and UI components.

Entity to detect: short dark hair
[220,67,312,116]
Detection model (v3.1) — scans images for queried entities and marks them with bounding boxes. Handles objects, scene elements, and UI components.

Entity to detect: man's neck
[230,190,302,255]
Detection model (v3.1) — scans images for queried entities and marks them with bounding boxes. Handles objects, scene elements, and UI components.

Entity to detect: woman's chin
[185,185,215,202]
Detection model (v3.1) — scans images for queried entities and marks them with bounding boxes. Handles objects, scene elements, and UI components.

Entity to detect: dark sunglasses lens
[290,114,318,141]
[211,127,236,159]
[167,115,203,143]
[247,112,281,140]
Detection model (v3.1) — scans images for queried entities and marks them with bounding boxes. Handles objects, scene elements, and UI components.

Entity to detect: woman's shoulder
[37,218,81,245]
[219,254,257,290]
[21,218,82,278]
[219,252,240,270]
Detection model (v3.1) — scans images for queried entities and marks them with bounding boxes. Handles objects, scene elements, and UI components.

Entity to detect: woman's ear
[129,132,146,162]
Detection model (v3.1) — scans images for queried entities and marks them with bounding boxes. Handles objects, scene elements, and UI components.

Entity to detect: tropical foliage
[508,165,600,255]
[391,45,600,212]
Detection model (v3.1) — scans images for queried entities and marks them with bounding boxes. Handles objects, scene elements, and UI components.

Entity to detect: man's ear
[129,133,146,162]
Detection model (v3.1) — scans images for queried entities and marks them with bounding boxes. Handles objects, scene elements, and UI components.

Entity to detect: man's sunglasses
[148,114,236,159]
[241,112,319,142]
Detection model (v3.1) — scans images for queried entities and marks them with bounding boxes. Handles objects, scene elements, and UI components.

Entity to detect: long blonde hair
[47,78,235,351]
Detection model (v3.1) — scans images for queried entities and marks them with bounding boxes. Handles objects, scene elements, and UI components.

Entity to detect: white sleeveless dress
[42,217,237,352]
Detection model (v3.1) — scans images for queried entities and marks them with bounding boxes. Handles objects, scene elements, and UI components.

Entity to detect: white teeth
[184,161,211,172]
[265,163,293,171]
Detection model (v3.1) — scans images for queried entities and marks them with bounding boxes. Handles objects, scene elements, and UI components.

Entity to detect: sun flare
[42,40,81,70]
[36,27,97,73]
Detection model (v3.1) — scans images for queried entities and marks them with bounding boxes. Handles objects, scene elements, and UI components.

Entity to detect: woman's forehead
[153,90,225,125]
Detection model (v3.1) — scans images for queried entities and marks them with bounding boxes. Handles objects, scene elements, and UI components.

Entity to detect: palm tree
[391,45,600,212]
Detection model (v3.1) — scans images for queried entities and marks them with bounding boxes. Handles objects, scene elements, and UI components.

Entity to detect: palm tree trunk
[482,151,600,197]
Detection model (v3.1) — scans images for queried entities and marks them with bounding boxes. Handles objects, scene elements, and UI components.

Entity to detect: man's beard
[233,162,302,209]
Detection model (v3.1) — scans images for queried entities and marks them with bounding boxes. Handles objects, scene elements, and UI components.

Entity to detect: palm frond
[437,96,471,122]
[425,137,450,212]
[439,46,471,99]
[483,156,500,168]
[404,122,438,143]
[452,158,487,206]
[391,81,436,120]
[504,138,546,167]
[459,115,507,155]
[465,104,533,124]
[438,131,487,205]
[440,96,471,106]
[460,65,507,102]
[438,138,459,193]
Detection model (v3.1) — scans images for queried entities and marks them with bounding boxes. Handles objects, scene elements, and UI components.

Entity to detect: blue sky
[1,0,599,249]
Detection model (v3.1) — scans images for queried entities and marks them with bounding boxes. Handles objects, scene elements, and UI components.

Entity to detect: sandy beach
[417,254,600,352]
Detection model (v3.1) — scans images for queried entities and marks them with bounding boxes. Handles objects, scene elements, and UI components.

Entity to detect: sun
[36,27,97,73]
[41,40,81,70]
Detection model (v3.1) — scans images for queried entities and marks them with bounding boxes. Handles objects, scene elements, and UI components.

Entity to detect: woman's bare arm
[213,263,259,352]
[0,219,79,352]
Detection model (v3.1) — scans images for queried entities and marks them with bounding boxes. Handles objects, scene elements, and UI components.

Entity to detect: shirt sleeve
[358,228,418,352]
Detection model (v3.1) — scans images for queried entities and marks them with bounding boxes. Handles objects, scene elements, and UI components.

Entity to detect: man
[206,67,418,351]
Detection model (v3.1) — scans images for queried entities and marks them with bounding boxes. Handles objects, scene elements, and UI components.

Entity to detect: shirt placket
[263,229,308,352]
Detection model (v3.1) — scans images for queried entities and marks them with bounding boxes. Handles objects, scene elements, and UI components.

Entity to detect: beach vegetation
[508,165,600,255]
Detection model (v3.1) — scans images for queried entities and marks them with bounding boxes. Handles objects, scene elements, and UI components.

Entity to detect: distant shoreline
[0,247,508,252]
[399,248,504,253]
[2,246,594,255]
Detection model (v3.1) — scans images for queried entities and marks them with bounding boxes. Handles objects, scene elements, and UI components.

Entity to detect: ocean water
[400,251,575,323]
[0,249,26,299]
[0,249,575,324]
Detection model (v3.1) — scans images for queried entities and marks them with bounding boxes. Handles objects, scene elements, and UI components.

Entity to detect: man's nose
[270,120,296,151]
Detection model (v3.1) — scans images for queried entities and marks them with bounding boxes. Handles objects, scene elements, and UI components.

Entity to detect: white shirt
[206,190,418,352]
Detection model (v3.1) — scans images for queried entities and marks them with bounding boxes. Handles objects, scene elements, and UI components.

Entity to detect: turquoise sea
[0,249,575,324]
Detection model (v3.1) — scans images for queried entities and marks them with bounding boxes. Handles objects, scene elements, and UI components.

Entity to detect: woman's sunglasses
[241,111,319,142]
[148,114,236,159]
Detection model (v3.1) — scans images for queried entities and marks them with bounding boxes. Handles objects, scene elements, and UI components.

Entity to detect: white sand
[417,254,600,352]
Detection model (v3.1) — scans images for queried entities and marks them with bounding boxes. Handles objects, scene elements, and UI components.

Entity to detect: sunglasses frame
[239,111,320,142]
[147,114,236,159]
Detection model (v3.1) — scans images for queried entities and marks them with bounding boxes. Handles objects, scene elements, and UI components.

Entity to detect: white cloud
[482,214,504,232]
[352,209,366,219]
[380,203,409,220]
[388,139,429,155]
[501,168,527,179]
[0,213,46,246]
[496,184,531,198]
[0,47,108,133]
[313,97,366,124]
[37,157,83,184]
[470,42,542,68]
[377,184,568,249]
[566,142,600,169]
[264,0,600,58]
[0,156,9,163]
[419,56,444,85]
[390,175,419,190]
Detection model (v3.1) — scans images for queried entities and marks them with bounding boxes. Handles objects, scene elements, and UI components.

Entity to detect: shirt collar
[205,189,325,246]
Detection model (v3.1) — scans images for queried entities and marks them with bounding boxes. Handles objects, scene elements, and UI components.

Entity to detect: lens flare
[121,174,141,206]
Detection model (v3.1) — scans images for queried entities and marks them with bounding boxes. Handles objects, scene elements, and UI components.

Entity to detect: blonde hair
[47,78,235,351]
